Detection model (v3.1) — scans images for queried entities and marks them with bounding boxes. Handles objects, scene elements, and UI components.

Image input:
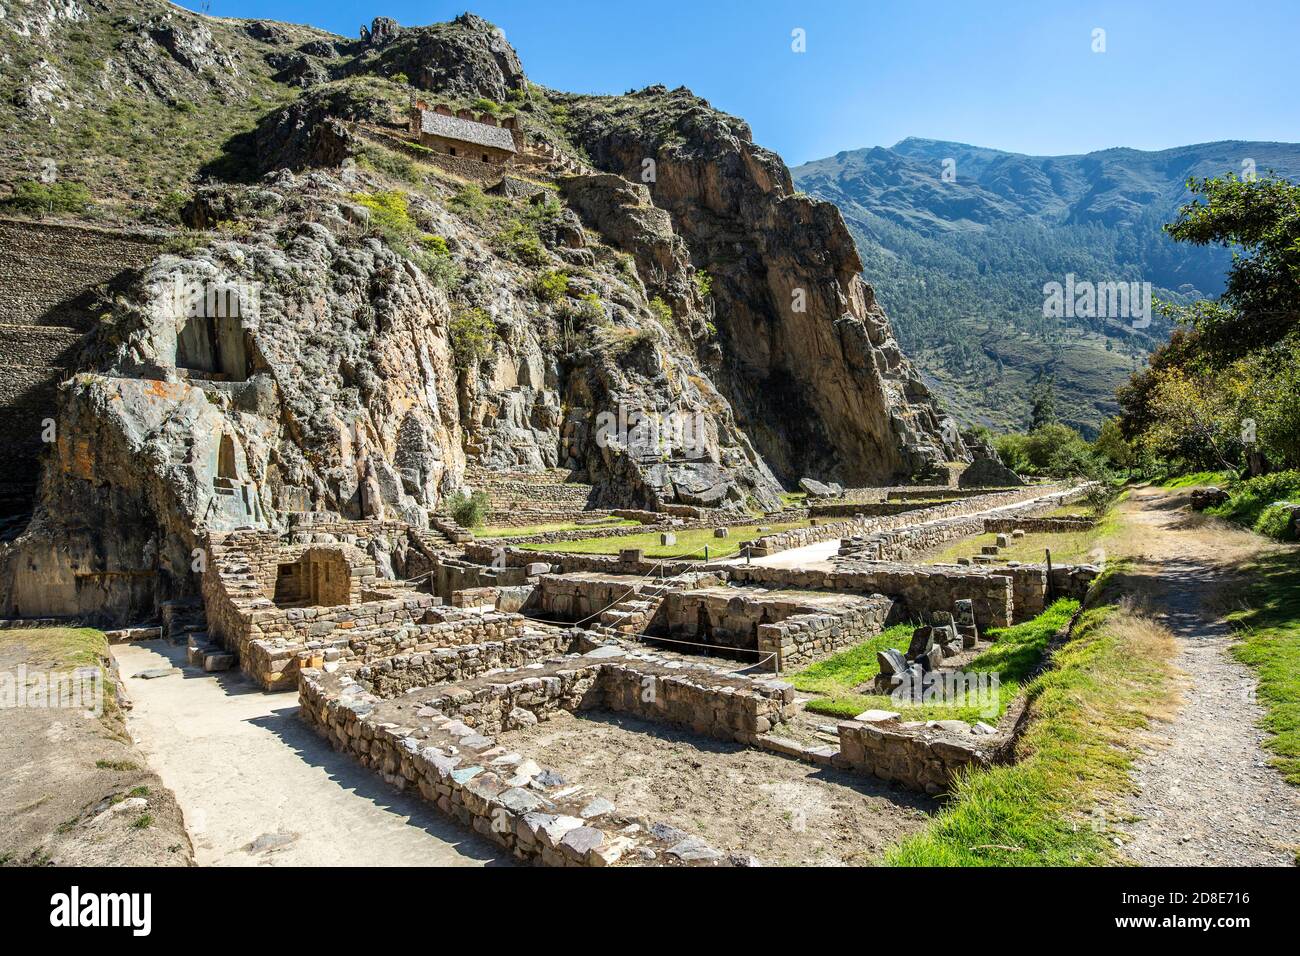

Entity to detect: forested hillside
[794,138,1300,435]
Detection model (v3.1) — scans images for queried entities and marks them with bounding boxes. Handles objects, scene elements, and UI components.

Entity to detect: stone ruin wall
[728,564,1015,630]
[353,628,591,697]
[836,485,1092,565]
[982,516,1096,534]
[755,598,894,671]
[202,526,535,689]
[0,218,162,508]
[746,485,1074,557]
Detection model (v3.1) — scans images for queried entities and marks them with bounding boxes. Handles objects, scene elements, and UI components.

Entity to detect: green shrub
[1208,469,1300,536]
[2,179,92,215]
[448,306,499,369]
[1256,504,1298,541]
[694,270,713,299]
[573,293,605,324]
[533,270,569,302]
[446,489,490,527]
[491,221,546,266]
[471,98,501,114]
[349,189,417,236]
[649,296,673,326]
[420,234,449,256]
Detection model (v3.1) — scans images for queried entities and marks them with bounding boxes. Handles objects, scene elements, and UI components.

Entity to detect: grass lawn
[516,520,809,560]
[926,511,1116,566]
[1148,470,1236,489]
[885,580,1178,865]
[2,627,118,717]
[790,600,1079,724]
[475,517,640,538]
[1226,550,1300,785]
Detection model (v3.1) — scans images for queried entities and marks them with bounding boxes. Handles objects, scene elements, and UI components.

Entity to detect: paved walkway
[113,642,508,866]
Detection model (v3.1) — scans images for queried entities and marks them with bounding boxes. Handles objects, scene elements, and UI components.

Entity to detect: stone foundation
[298,642,796,865]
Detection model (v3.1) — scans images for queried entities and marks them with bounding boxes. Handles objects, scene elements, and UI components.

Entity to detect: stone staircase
[597,583,671,634]
[161,597,236,673]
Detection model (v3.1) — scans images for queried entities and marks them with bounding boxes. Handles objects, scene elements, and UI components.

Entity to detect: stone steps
[185,631,236,672]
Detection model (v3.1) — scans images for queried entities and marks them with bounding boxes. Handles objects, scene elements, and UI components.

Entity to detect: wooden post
[1045,548,1055,602]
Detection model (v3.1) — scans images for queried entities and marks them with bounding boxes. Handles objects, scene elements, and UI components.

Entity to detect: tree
[1028,374,1057,430]
[1093,418,1134,474]
[1162,173,1300,361]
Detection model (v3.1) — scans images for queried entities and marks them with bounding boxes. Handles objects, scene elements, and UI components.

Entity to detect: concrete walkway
[738,538,841,570]
[113,641,508,866]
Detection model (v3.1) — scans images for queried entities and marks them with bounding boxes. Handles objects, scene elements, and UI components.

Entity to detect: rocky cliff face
[0,7,964,623]
[562,86,965,484]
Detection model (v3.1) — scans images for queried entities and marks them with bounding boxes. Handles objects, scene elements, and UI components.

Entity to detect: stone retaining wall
[354,629,587,697]
[756,599,894,672]
[0,217,164,495]
[982,516,1095,534]
[746,486,1071,558]
[837,486,1091,565]
[727,565,1013,629]
[298,650,784,866]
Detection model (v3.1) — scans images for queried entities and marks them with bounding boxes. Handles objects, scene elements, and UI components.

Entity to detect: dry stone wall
[746,485,1072,557]
[728,564,1014,629]
[0,218,163,499]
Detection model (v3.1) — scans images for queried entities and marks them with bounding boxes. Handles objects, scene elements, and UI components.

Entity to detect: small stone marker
[981,544,1000,555]
[659,532,676,546]
[1012,529,1026,539]
[995,533,1010,548]
[713,527,729,538]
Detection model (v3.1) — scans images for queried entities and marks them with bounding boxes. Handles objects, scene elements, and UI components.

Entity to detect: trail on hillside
[1113,487,1299,866]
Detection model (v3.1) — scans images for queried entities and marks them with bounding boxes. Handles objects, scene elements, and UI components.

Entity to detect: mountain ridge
[793,135,1300,434]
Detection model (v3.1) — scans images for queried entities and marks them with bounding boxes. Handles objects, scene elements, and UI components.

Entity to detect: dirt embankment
[0,628,193,866]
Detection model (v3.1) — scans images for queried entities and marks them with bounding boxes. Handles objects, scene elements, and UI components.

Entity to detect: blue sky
[180,0,1298,166]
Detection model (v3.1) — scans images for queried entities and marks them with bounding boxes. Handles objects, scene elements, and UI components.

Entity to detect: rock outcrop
[562,86,966,485]
[0,8,968,624]
[351,14,527,102]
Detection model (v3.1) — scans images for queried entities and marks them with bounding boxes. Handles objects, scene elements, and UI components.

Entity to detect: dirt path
[1114,487,1300,866]
[113,641,508,866]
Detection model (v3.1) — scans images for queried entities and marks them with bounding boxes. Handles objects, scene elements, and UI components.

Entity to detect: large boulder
[958,457,1024,488]
[799,477,843,498]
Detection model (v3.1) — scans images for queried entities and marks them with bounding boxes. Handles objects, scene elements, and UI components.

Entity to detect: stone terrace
[299,643,797,866]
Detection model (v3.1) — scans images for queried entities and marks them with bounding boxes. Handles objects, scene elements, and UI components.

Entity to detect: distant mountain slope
[793,138,1300,435]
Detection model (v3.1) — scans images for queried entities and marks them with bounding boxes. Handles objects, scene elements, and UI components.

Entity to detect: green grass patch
[5,627,117,718]
[95,759,139,772]
[516,521,809,560]
[1206,470,1300,541]
[476,517,640,538]
[1148,470,1236,489]
[793,600,1079,724]
[927,511,1115,566]
[884,593,1177,866]
[1226,550,1300,784]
